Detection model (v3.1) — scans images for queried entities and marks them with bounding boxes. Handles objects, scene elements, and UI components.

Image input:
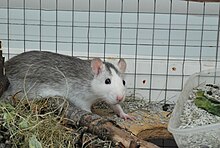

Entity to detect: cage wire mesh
[0,0,220,105]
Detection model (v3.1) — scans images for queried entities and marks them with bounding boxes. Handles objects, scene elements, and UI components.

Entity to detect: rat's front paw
[119,112,136,120]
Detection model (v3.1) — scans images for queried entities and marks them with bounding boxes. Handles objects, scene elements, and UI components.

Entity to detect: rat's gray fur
[2,51,115,108]
[1,51,133,119]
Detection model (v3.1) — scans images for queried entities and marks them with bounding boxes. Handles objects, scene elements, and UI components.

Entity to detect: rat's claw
[120,112,136,120]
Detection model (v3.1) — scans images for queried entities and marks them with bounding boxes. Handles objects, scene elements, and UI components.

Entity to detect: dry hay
[0,92,174,147]
[0,96,112,148]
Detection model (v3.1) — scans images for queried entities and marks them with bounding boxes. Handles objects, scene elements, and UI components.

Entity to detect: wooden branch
[89,120,159,148]
[92,107,173,140]
[62,101,159,148]
[119,111,172,140]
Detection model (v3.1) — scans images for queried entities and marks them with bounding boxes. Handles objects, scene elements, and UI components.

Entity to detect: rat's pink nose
[116,96,124,102]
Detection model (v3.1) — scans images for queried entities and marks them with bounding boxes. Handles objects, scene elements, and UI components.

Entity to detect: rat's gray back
[3,51,95,104]
[6,51,93,81]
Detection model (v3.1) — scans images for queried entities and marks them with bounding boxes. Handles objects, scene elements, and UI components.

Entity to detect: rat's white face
[91,66,126,105]
[90,58,127,105]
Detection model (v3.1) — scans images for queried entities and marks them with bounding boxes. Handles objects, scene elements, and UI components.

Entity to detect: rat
[2,51,134,120]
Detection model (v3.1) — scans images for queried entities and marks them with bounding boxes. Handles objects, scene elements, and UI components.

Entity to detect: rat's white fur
[91,67,126,105]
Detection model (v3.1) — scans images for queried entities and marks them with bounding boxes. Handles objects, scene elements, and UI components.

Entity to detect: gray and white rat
[2,51,133,120]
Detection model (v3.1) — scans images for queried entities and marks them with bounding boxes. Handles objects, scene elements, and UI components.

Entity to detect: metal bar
[23,0,26,52]
[119,0,123,59]
[1,21,218,32]
[164,0,173,104]
[55,0,58,53]
[214,4,220,83]
[7,0,10,59]
[71,0,75,56]
[103,0,107,61]
[149,0,157,102]
[3,38,220,49]
[39,0,42,51]
[133,0,140,97]
[1,6,219,16]
[181,1,189,90]
[87,0,91,59]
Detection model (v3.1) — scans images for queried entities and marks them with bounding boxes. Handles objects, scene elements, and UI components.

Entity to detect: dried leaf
[29,135,42,148]
[19,118,29,129]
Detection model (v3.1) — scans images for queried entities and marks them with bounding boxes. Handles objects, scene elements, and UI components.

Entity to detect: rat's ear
[118,58,126,73]
[91,58,103,75]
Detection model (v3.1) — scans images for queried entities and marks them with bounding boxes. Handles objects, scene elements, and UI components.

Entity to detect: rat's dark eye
[123,80,126,86]
[105,78,111,84]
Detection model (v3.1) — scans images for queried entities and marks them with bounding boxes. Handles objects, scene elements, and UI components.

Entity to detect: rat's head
[90,58,127,105]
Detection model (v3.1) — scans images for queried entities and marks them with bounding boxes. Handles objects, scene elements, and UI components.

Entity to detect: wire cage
[1,0,220,104]
[0,0,220,147]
